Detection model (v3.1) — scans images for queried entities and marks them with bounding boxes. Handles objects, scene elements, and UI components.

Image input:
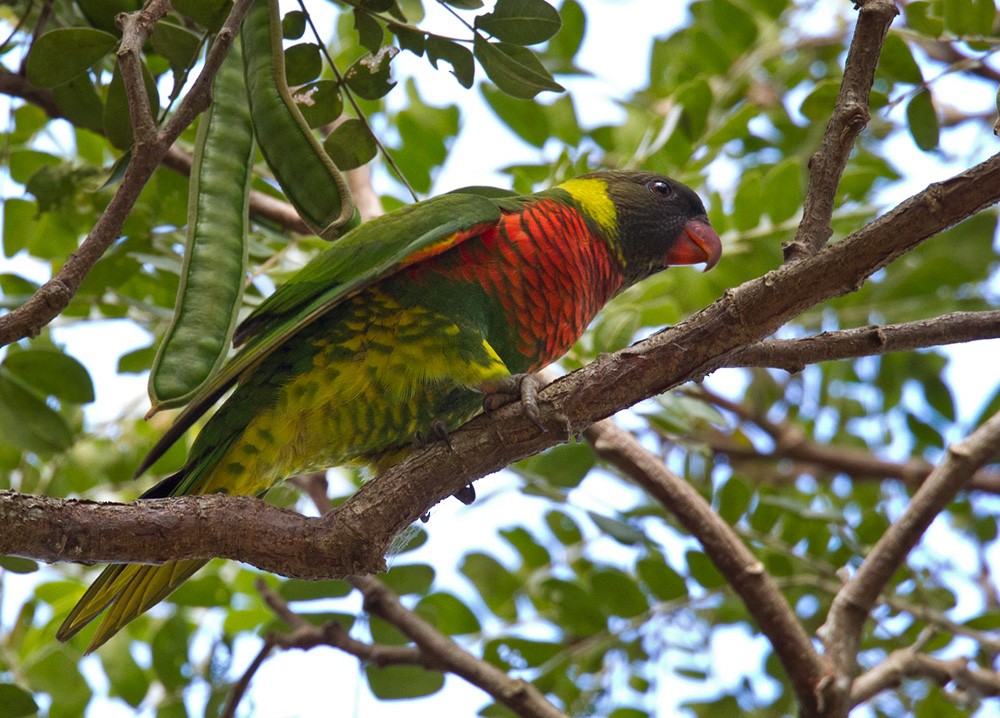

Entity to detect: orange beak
[665,218,722,271]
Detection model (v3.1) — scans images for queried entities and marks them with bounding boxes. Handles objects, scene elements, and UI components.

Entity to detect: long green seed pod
[148,37,255,416]
[242,0,357,239]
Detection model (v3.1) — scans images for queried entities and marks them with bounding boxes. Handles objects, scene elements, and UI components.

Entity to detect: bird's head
[565,171,722,282]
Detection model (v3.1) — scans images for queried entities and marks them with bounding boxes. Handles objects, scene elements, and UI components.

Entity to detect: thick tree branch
[0,0,255,346]
[821,409,1000,708]
[3,153,1000,574]
[582,416,830,714]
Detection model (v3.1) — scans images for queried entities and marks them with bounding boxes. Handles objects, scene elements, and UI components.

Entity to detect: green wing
[135,191,504,477]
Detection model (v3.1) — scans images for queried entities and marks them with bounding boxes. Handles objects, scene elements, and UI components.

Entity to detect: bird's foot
[412,420,474,508]
[481,372,544,430]
[412,419,453,450]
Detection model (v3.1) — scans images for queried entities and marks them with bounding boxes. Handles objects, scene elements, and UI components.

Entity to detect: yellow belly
[197,288,510,496]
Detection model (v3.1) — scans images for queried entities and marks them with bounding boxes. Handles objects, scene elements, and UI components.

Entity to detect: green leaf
[323,119,378,170]
[904,1,944,36]
[284,43,323,86]
[517,442,594,488]
[799,79,839,122]
[26,28,117,87]
[879,32,923,84]
[499,526,551,569]
[481,84,550,147]
[3,349,95,403]
[282,10,308,39]
[382,563,435,595]
[151,20,202,76]
[0,684,39,718]
[415,592,481,634]
[426,36,475,88]
[545,509,583,545]
[475,0,562,45]
[76,0,141,34]
[101,647,150,707]
[0,370,74,454]
[354,9,384,51]
[391,24,426,55]
[295,80,344,128]
[168,573,232,607]
[366,664,444,699]
[763,159,802,224]
[103,62,160,150]
[588,511,644,546]
[278,577,353,601]
[344,46,399,100]
[637,556,687,601]
[24,649,91,717]
[591,569,648,618]
[906,90,939,151]
[172,0,232,31]
[732,169,763,231]
[151,615,191,690]
[52,75,105,133]
[442,0,484,7]
[483,637,561,668]
[460,552,519,620]
[546,0,586,72]
[715,477,752,525]
[686,550,725,589]
[474,36,564,99]
[0,555,39,574]
[538,577,606,634]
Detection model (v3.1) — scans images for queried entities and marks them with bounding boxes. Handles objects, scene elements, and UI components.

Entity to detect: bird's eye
[647,179,673,197]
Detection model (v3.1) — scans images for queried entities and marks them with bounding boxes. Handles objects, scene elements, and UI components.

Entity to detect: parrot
[56,170,722,652]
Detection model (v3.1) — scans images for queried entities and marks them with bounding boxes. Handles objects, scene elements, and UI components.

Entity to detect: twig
[821,409,1000,708]
[582,416,831,714]
[785,0,898,261]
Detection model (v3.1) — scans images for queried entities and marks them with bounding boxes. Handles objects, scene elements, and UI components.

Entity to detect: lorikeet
[57,170,721,651]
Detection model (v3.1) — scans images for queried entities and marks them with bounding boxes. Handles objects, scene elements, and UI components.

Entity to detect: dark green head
[560,170,722,283]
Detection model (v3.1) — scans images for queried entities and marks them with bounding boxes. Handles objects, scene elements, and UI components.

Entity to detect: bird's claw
[482,373,545,430]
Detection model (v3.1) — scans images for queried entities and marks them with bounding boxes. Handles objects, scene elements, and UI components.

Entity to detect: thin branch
[692,386,1000,495]
[286,473,568,718]
[115,0,167,144]
[582,416,830,713]
[851,650,1000,707]
[821,410,1000,699]
[0,0,255,347]
[256,579,425,663]
[350,574,569,718]
[727,310,1000,373]
[785,0,898,261]
[221,638,274,718]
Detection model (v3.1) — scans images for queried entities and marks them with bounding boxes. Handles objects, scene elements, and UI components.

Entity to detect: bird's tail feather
[56,559,207,653]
